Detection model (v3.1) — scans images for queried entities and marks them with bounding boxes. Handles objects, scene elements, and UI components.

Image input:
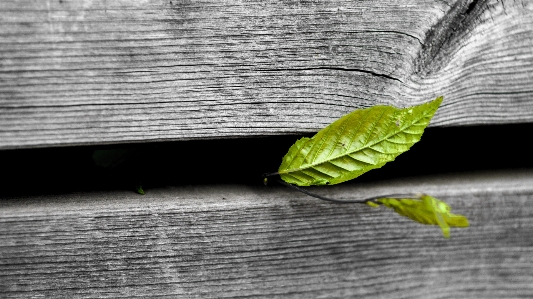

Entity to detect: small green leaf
[376,195,469,238]
[136,184,145,195]
[278,97,442,186]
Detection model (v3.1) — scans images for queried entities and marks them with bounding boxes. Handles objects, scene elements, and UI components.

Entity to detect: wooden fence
[1,0,533,297]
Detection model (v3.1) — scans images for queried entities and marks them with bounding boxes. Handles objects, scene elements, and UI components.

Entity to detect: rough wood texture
[1,0,533,148]
[1,170,533,298]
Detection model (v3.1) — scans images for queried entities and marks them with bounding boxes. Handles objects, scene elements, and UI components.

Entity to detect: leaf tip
[366,201,380,208]
[442,227,451,239]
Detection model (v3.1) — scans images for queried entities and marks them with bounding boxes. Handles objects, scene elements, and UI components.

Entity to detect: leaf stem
[263,171,280,177]
[274,178,422,204]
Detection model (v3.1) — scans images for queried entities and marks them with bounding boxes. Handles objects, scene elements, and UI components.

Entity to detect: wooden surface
[1,169,533,298]
[1,0,533,149]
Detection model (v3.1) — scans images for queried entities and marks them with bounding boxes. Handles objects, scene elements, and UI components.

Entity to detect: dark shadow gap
[1,123,532,197]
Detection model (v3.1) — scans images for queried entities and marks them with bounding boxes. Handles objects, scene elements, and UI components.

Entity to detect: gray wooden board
[1,0,533,148]
[1,169,533,298]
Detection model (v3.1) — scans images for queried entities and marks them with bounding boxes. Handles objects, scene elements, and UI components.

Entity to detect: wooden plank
[1,0,532,148]
[1,170,533,298]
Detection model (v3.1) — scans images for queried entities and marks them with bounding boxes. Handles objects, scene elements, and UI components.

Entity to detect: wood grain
[1,170,533,298]
[1,0,532,148]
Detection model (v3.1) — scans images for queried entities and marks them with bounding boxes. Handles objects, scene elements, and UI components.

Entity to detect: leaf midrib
[280,108,433,174]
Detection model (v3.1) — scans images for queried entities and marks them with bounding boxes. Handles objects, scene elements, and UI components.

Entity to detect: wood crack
[257,67,403,83]
[464,0,482,15]
[414,0,490,77]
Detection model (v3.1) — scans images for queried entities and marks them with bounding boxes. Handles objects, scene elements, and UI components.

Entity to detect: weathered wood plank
[1,0,532,148]
[1,170,533,298]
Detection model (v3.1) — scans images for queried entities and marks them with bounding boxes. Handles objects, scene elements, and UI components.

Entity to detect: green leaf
[278,97,443,186]
[369,195,469,238]
[135,184,145,195]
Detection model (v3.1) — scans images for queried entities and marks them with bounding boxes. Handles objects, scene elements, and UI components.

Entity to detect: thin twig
[264,172,422,203]
[276,179,421,204]
[263,171,280,178]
